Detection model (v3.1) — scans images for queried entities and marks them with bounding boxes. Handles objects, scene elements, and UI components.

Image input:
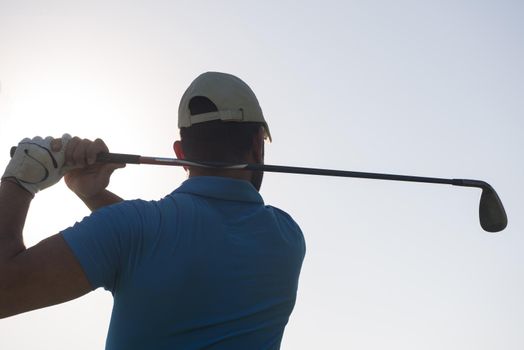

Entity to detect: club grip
[96,153,141,164]
[9,146,141,164]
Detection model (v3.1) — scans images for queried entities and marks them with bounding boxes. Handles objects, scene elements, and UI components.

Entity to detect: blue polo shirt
[61,176,305,350]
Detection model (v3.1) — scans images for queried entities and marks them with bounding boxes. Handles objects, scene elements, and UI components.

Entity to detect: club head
[453,179,508,233]
[479,184,507,232]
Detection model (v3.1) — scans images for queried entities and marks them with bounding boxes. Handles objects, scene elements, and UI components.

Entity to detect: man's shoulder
[85,198,169,229]
[266,205,297,222]
[97,198,156,216]
[265,205,304,237]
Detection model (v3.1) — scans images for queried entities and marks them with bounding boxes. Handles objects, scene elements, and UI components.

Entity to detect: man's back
[0,72,305,349]
[62,176,305,349]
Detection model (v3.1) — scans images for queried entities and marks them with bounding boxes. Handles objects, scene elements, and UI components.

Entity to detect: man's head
[174,72,270,190]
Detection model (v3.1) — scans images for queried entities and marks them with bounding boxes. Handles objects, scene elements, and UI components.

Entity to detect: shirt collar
[173,176,264,204]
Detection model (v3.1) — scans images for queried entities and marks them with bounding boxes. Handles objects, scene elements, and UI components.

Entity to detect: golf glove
[2,134,72,195]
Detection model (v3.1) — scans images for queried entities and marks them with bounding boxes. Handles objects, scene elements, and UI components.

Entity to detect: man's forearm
[77,189,123,212]
[0,179,32,261]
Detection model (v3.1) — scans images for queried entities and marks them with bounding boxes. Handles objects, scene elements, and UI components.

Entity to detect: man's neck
[187,167,252,182]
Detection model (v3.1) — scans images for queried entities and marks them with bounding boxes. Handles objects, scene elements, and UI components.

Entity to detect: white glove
[2,134,72,195]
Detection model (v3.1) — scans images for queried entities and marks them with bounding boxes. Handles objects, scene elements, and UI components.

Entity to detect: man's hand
[2,134,72,195]
[63,137,125,202]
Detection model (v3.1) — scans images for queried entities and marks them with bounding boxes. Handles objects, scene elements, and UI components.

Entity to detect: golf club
[10,147,508,233]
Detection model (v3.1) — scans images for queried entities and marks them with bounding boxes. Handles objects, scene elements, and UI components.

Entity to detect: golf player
[0,72,306,349]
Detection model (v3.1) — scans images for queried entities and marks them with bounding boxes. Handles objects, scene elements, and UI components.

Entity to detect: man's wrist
[75,189,106,203]
[75,189,123,212]
[0,177,35,199]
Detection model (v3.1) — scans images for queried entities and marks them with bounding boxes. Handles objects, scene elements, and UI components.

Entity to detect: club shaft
[9,147,490,190]
[97,152,488,190]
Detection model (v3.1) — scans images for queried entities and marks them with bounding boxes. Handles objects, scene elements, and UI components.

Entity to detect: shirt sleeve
[60,200,151,293]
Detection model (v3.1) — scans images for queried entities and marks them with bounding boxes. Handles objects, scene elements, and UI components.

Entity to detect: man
[0,72,306,349]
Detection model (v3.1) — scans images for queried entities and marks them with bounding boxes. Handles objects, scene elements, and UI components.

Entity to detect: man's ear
[173,140,185,159]
[173,141,188,171]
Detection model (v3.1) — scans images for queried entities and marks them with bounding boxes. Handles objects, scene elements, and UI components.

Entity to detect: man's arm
[73,189,123,212]
[0,180,91,318]
[0,135,125,318]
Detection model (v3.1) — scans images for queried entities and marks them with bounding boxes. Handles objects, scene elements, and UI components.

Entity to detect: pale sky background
[0,0,523,349]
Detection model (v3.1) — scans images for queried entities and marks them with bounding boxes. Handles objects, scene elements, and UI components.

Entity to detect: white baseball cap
[178,72,272,141]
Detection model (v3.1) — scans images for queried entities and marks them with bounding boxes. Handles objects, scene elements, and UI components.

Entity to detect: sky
[0,0,523,349]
